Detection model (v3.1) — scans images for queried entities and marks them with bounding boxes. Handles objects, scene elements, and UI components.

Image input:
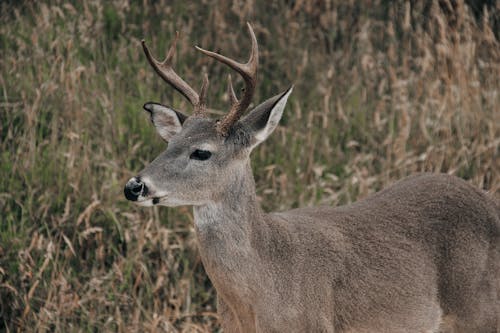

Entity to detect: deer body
[125,24,499,332]
[194,169,499,333]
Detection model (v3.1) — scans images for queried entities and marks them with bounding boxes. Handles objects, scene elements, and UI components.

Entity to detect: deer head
[124,23,292,207]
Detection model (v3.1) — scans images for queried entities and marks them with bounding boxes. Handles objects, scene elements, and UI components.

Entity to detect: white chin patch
[132,188,192,207]
[135,196,155,207]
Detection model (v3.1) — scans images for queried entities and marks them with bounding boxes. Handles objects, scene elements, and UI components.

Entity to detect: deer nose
[124,177,148,201]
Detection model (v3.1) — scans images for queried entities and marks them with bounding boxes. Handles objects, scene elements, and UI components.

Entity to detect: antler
[196,22,259,135]
[142,32,209,116]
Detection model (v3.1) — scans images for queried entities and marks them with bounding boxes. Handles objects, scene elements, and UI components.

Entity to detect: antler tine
[194,73,209,116]
[142,32,208,115]
[227,74,238,106]
[195,22,259,135]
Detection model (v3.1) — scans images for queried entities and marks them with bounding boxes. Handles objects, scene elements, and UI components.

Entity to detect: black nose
[124,177,148,201]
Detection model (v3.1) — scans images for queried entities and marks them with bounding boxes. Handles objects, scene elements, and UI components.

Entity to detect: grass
[0,0,498,332]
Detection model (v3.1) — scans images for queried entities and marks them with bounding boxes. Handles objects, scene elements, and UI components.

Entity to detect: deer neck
[192,161,263,287]
[193,161,262,242]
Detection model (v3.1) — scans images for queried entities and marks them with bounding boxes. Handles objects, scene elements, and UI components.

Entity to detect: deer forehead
[171,118,220,146]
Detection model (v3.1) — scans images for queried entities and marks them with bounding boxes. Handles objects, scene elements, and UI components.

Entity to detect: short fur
[194,170,499,333]
[126,90,499,332]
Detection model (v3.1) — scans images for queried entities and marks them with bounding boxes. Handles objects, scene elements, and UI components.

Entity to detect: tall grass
[0,0,498,331]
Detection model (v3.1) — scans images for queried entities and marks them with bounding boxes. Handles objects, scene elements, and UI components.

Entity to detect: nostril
[130,182,143,195]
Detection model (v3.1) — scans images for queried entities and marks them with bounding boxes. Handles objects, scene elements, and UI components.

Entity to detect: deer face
[124,88,292,207]
[125,113,224,207]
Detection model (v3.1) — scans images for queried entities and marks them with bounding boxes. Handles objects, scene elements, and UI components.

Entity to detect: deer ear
[239,86,293,148]
[143,102,187,142]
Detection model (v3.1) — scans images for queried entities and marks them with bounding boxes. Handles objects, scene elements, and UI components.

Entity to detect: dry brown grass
[0,0,498,332]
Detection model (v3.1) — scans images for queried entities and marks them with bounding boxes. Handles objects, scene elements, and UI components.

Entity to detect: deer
[124,23,500,333]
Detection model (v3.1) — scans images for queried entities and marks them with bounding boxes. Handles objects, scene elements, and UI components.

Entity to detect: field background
[1,0,499,332]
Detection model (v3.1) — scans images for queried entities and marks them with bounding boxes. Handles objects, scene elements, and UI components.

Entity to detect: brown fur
[127,91,499,332]
[193,169,499,333]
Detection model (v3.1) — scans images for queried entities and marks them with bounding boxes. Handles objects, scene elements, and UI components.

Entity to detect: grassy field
[0,0,498,332]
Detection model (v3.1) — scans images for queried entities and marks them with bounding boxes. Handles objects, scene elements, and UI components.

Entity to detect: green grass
[0,0,498,331]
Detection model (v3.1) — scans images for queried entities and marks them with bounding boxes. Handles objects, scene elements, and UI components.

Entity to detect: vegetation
[1,0,498,331]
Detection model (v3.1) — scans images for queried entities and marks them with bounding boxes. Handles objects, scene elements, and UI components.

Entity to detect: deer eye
[190,149,212,161]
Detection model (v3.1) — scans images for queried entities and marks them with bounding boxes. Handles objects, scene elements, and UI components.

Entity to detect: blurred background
[0,0,498,331]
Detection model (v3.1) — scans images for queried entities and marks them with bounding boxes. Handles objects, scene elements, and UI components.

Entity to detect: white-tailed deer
[124,24,500,332]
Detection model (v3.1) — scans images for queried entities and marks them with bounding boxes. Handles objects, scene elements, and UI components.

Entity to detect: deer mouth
[135,195,168,207]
